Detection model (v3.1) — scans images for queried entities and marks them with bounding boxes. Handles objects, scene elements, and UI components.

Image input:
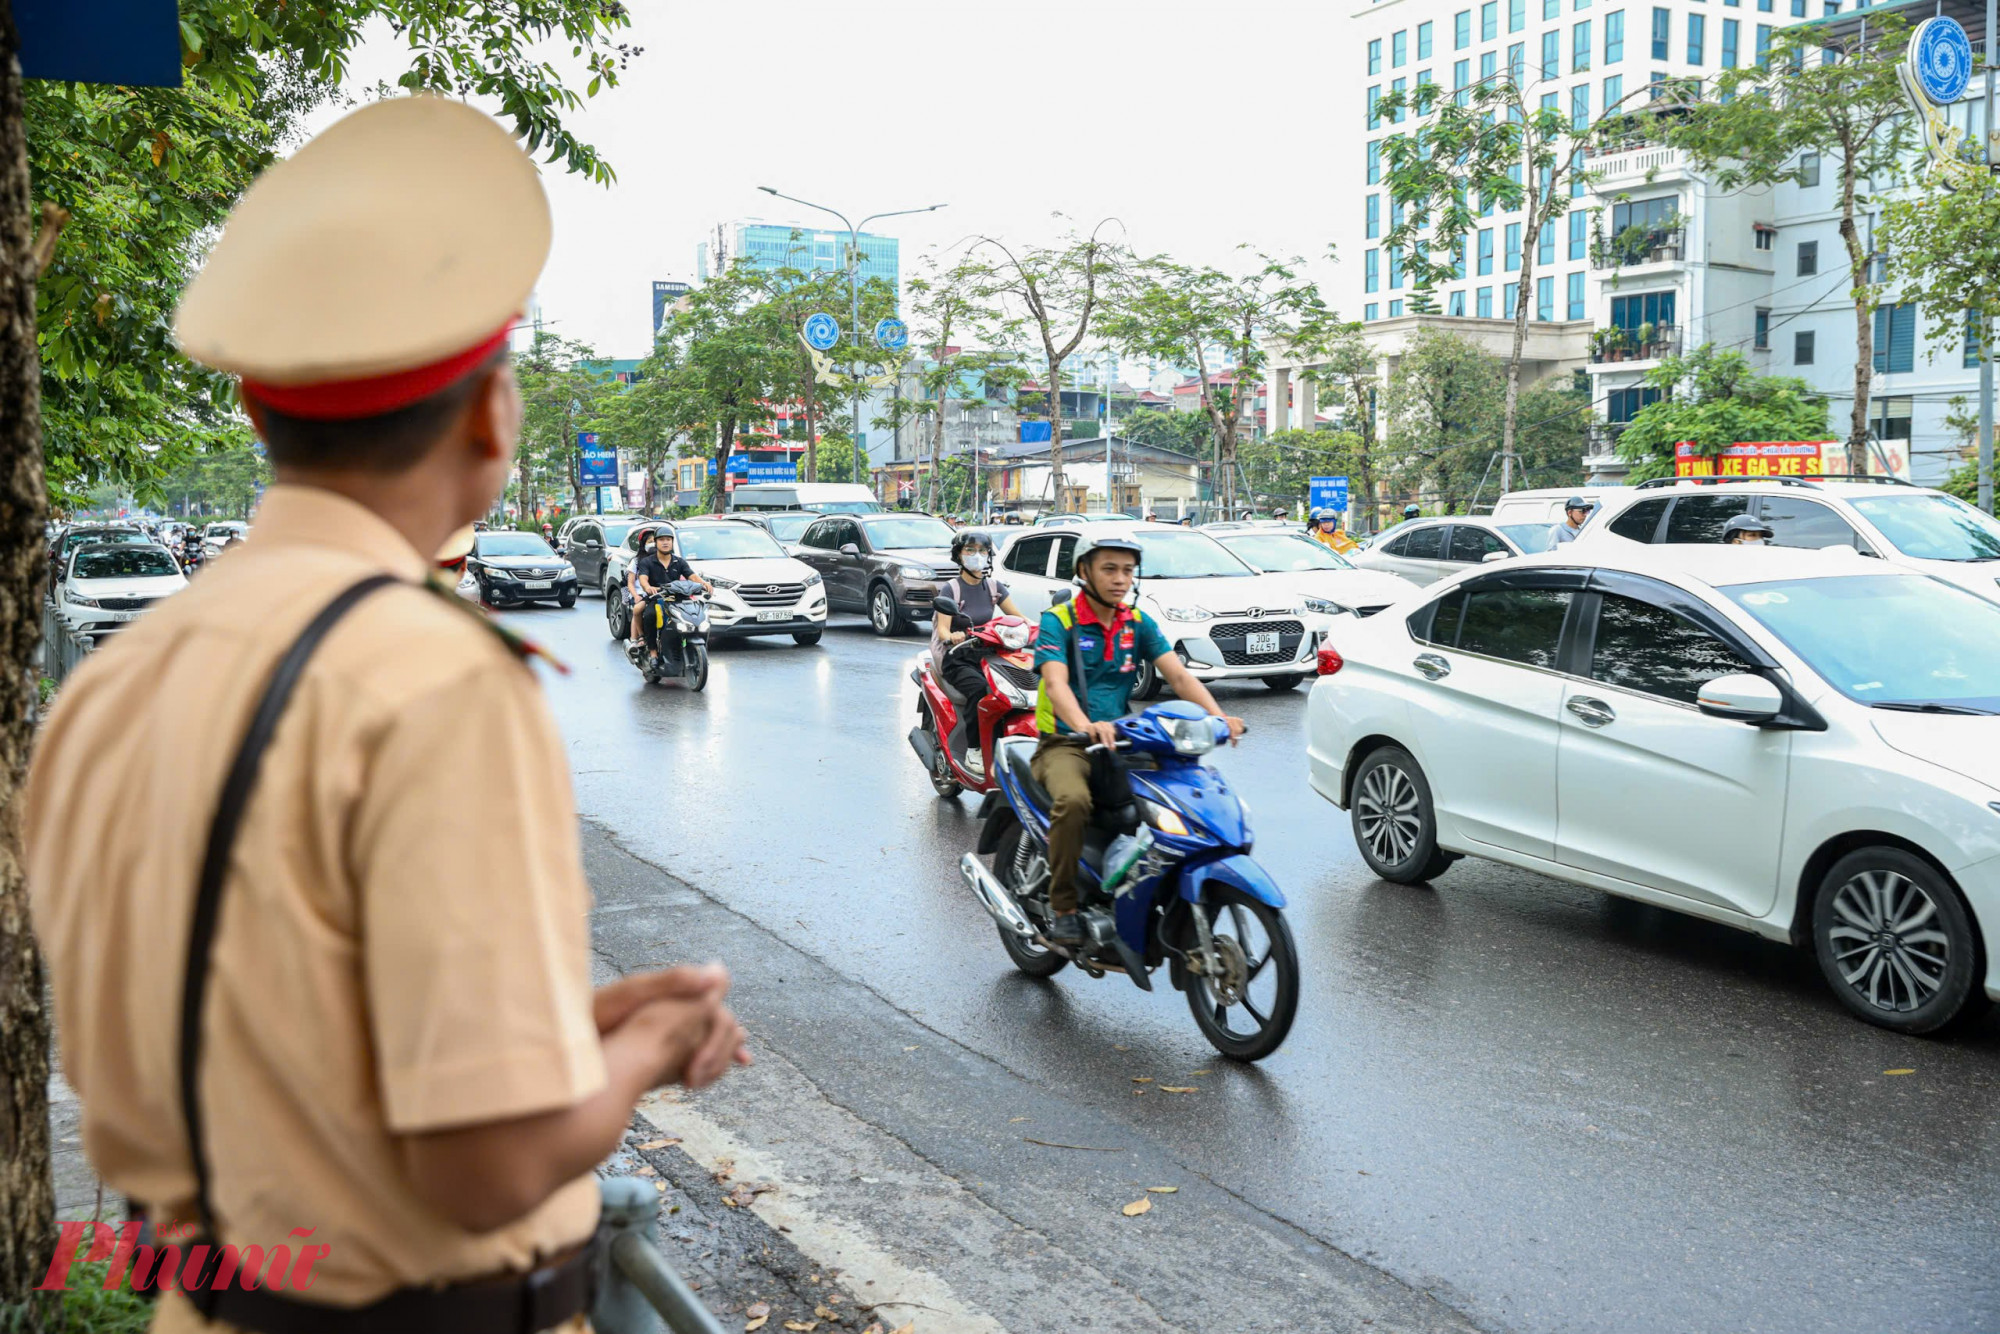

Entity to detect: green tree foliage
[1382,328,1503,509]
[1646,18,1912,470]
[1882,186,2000,380]
[640,261,785,512]
[512,332,617,520]
[1100,253,1332,517]
[1615,346,1830,481]
[877,254,1015,512]
[1118,406,1209,455]
[1296,322,1387,530]
[1378,66,1592,473]
[751,236,862,485]
[153,425,272,518]
[1240,429,1366,513]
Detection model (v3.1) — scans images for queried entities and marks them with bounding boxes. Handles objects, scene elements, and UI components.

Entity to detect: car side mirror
[840,543,862,557]
[1050,588,1072,606]
[586,539,602,549]
[1697,673,1784,723]
[1481,550,1509,563]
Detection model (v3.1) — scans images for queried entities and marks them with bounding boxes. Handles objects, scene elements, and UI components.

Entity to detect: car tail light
[1317,646,1344,675]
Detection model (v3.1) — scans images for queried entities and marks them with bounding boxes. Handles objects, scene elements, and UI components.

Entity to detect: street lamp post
[758,188,945,491]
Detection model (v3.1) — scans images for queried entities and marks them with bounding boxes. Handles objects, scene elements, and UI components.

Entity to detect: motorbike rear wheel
[919,703,962,799]
[994,825,1067,977]
[1184,887,1298,1061]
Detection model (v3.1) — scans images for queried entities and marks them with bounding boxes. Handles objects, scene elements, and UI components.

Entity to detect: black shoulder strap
[178,574,399,1238]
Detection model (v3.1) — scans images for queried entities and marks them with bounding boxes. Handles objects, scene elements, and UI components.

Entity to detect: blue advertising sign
[1909,16,1973,106]
[873,318,909,351]
[745,461,800,483]
[1309,475,1350,513]
[577,432,618,486]
[21,0,183,86]
[803,313,841,351]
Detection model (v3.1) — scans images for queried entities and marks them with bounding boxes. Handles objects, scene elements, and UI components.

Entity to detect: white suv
[1580,477,2000,604]
[1307,542,2000,1034]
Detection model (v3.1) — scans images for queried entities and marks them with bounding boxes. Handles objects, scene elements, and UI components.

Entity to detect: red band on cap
[240,323,513,421]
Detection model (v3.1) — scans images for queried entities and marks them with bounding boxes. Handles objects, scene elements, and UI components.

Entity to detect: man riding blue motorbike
[1032,532,1244,946]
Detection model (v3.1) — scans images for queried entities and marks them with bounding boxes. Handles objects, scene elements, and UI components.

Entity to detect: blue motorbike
[960,700,1299,1061]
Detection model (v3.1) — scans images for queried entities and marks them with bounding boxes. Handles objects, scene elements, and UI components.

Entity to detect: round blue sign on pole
[873,318,910,351]
[803,313,841,351]
[1909,16,1973,106]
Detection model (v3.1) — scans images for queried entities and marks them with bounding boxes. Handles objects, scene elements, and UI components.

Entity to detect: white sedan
[58,542,188,638]
[997,521,1331,693]
[1306,542,2000,1034]
[671,518,829,646]
[1210,529,1421,620]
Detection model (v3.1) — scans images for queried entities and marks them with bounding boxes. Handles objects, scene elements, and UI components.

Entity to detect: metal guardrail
[41,598,92,687]
[594,1177,729,1334]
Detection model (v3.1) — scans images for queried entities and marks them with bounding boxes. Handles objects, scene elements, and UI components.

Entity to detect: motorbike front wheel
[1185,888,1298,1061]
[993,825,1067,977]
[685,640,710,692]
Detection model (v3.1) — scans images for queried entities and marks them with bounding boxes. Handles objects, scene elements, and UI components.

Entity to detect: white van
[730,482,883,514]
[1488,486,1630,526]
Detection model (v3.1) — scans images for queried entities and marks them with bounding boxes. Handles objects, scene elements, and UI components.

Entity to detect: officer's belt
[160,575,596,1334]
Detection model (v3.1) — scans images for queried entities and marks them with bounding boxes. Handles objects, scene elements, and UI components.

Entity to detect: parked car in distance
[1309,541,2000,1035]
[671,518,829,645]
[1349,516,1558,584]
[468,531,579,608]
[48,525,155,593]
[57,542,188,638]
[791,512,960,634]
[1489,486,1632,526]
[734,509,824,549]
[563,515,657,592]
[1034,512,1139,528]
[729,482,883,514]
[1579,475,2000,604]
[1210,530,1421,619]
[997,521,1329,692]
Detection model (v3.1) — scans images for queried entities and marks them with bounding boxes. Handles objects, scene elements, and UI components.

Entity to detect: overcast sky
[331,1,1347,362]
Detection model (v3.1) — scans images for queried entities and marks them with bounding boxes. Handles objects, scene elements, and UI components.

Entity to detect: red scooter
[909,615,1040,798]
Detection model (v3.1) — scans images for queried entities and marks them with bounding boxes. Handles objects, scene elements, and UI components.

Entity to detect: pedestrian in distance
[26,97,749,1334]
[1722,513,1775,546]
[1553,495,1595,544]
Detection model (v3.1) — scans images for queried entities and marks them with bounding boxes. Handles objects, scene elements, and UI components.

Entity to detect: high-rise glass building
[696,220,899,299]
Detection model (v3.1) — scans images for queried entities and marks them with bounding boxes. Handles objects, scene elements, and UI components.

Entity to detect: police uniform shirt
[26,485,605,1319]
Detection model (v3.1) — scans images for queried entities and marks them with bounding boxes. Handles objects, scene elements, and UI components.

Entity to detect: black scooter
[628,580,711,691]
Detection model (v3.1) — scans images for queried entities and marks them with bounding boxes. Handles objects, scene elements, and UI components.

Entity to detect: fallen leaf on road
[723,1183,757,1208]
[1190,1069,1211,1076]
[1131,1089,1145,1096]
[1122,1198,1152,1217]
[634,1164,657,1177]
[903,1045,918,1051]
[892,1324,915,1334]
[713,1159,736,1182]
[1008,1116,1029,1123]
[744,1318,768,1332]
[1130,1076,1152,1083]
[815,1305,838,1319]
[1158,1086,1197,1094]
[751,1181,779,1196]
[1884,1068,1916,1076]
[1147,1186,1178,1194]
[783,1322,819,1332]
[1113,1044,1130,1051]
[637,1138,680,1150]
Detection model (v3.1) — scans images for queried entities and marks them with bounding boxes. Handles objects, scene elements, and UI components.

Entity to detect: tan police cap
[435,524,478,567]
[175,96,550,418]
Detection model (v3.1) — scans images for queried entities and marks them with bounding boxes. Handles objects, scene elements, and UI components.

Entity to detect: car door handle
[1567,696,1617,728]
[1413,653,1451,681]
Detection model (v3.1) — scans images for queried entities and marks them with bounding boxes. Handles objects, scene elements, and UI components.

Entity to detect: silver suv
[1580,476,2000,604]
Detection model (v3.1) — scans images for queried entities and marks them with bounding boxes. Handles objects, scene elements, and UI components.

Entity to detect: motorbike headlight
[1162,605,1213,622]
[1163,715,1220,756]
[708,576,739,590]
[996,622,1032,650]
[803,572,823,586]
[1302,597,1349,616]
[1135,797,1190,836]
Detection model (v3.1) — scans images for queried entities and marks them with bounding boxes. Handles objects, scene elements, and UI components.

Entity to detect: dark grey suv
[791,513,959,634]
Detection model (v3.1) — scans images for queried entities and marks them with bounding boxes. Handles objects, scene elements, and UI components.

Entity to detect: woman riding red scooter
[932,532,1024,778]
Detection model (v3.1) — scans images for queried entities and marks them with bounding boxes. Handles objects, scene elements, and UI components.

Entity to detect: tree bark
[1504,172,1540,496]
[1045,353,1065,513]
[1838,162,1873,474]
[0,0,57,1317]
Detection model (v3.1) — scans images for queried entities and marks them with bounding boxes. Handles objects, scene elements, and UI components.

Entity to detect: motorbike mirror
[1050,588,1072,606]
[839,543,861,557]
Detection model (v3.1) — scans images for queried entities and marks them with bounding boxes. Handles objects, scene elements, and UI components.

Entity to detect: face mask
[1739,536,1767,546]
[962,552,991,574]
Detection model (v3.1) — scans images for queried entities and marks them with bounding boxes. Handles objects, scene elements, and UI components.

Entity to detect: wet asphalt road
[503,595,2000,1334]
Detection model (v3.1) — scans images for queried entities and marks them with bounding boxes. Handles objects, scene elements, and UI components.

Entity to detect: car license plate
[1247,631,1280,655]
[522,579,552,590]
[756,609,790,622]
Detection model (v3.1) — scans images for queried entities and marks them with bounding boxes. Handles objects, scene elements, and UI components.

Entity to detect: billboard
[652,280,692,334]
[576,432,618,486]
[1309,476,1350,512]
[1673,441,1838,479]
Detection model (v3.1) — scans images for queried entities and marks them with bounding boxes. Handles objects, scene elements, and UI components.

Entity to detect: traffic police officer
[27,97,748,1334]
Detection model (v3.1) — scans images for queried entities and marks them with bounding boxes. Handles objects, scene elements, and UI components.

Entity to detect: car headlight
[803,572,822,586]
[1162,605,1214,622]
[67,593,100,608]
[482,566,511,580]
[709,576,739,590]
[1135,796,1191,835]
[1302,597,1349,615]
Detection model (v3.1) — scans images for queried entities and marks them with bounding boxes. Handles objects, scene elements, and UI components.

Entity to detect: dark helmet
[1403,503,1422,519]
[1723,513,1774,542]
[1565,495,1593,513]
[950,530,994,564]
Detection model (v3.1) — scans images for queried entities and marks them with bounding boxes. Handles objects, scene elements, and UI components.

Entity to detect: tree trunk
[1839,177,1873,474]
[0,0,56,1317]
[708,418,735,513]
[1504,184,1539,496]
[1046,356,1065,513]
[803,374,819,486]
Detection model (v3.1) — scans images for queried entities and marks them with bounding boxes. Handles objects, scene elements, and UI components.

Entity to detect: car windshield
[602,520,650,546]
[861,516,954,549]
[73,547,179,579]
[1499,522,1559,553]
[678,526,785,560]
[760,513,819,543]
[66,529,146,553]
[206,524,240,537]
[1128,530,1254,578]
[477,533,556,558]
[816,500,884,513]
[1849,493,2000,562]
[1726,574,2000,711]
[1220,534,1354,571]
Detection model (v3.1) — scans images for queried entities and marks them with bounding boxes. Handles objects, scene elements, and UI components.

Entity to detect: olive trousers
[1031,734,1093,915]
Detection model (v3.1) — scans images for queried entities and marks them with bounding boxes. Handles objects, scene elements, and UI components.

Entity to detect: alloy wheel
[1356,763,1421,866]
[1826,870,1951,1014]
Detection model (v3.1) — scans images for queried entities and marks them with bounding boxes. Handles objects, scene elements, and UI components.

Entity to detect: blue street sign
[1309,476,1350,513]
[21,0,183,87]
[1909,16,1973,106]
[873,318,909,351]
[746,461,800,483]
[803,313,841,351]
[577,432,618,486]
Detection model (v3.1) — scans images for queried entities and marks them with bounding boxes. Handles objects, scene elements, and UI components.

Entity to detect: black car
[469,531,579,608]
